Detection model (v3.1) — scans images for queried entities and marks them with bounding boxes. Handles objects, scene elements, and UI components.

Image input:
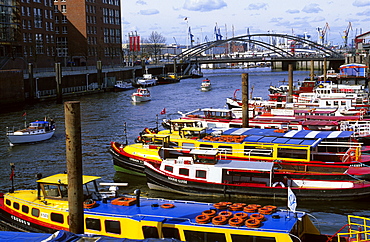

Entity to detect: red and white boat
[131,88,151,102]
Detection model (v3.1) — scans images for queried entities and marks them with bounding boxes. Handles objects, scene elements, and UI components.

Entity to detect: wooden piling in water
[64,101,84,234]
[242,73,249,128]
[55,63,63,104]
[288,64,293,103]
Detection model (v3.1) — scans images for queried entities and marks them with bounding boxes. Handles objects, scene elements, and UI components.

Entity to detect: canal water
[0,67,368,235]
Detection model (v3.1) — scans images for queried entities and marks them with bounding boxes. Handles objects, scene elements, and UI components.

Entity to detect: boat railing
[335,215,370,242]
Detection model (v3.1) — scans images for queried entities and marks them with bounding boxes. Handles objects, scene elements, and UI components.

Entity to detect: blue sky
[121,0,370,47]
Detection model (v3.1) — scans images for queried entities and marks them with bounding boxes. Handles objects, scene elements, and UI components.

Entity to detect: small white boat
[200,78,211,91]
[113,80,133,91]
[6,119,55,145]
[131,88,151,102]
[135,73,157,87]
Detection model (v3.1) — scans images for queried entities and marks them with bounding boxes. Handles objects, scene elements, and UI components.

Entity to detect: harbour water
[0,67,369,235]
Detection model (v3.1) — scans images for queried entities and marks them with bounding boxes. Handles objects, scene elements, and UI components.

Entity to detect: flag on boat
[22,112,27,116]
[9,166,15,181]
[287,186,297,213]
[160,108,166,115]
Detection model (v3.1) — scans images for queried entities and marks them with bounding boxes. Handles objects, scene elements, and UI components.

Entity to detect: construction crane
[341,22,352,48]
[317,22,330,46]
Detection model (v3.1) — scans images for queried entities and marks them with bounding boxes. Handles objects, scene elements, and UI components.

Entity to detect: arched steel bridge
[174,33,344,61]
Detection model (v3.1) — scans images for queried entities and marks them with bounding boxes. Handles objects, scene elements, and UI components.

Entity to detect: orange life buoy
[111,197,136,206]
[234,212,248,220]
[243,205,257,213]
[218,210,233,218]
[161,203,175,209]
[258,207,273,215]
[212,215,228,225]
[245,218,261,228]
[250,213,265,221]
[83,199,97,209]
[202,209,217,217]
[228,217,244,227]
[263,205,277,213]
[228,204,243,211]
[195,214,211,224]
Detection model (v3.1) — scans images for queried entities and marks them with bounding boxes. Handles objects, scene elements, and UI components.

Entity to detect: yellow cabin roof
[37,174,100,185]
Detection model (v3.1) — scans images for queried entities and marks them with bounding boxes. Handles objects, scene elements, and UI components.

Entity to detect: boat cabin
[37,174,100,200]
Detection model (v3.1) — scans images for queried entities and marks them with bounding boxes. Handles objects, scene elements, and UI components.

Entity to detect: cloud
[353,0,370,7]
[136,0,147,5]
[286,9,300,14]
[183,0,227,12]
[302,4,322,13]
[357,8,370,15]
[311,16,326,22]
[248,3,268,10]
[139,9,159,15]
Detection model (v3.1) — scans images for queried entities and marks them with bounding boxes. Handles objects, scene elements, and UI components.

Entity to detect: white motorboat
[131,88,151,102]
[200,78,211,91]
[113,80,133,91]
[6,119,56,145]
[135,73,157,87]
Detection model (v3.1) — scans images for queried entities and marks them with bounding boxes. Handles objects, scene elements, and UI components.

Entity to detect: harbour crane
[317,22,330,46]
[341,22,352,48]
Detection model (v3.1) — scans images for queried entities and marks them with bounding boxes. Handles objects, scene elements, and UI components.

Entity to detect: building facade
[0,0,122,69]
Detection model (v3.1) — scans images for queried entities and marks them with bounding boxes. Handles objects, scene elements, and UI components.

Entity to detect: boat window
[162,227,181,239]
[86,217,101,231]
[184,230,226,242]
[105,220,121,234]
[277,148,307,159]
[43,184,61,197]
[31,208,40,217]
[196,170,207,179]
[22,205,29,214]
[218,145,232,154]
[182,142,195,148]
[231,234,276,242]
[51,213,64,223]
[244,146,273,157]
[142,226,159,238]
[200,144,213,149]
[13,202,19,210]
[179,168,189,176]
[5,199,11,206]
[60,185,68,198]
[165,165,173,173]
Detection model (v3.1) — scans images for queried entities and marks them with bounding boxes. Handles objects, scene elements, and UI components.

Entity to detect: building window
[62,26,67,34]
[54,5,58,12]
[62,15,67,23]
[61,5,66,13]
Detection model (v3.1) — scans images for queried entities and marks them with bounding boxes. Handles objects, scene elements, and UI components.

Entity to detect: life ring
[218,211,233,218]
[245,218,261,228]
[250,213,265,221]
[212,215,228,225]
[243,205,257,213]
[248,204,261,209]
[111,197,136,206]
[228,204,243,211]
[228,217,244,227]
[161,203,175,209]
[195,214,211,224]
[202,209,217,217]
[234,212,248,220]
[83,199,97,209]
[272,182,285,188]
[233,203,246,208]
[263,205,277,213]
[258,207,273,215]
[213,202,231,209]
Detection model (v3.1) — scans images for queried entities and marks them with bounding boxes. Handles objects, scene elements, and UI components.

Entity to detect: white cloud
[183,0,227,12]
[356,8,370,15]
[139,9,159,15]
[286,9,300,14]
[248,3,268,10]
[302,3,322,13]
[136,0,147,5]
[353,0,370,7]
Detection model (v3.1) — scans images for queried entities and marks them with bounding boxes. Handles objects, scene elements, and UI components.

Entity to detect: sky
[121,0,370,47]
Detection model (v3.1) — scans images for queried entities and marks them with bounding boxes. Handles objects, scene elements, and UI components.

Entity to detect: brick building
[0,0,122,69]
